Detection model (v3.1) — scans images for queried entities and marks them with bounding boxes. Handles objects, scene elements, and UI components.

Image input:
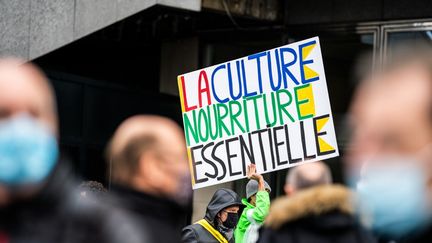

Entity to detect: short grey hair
[286,162,332,190]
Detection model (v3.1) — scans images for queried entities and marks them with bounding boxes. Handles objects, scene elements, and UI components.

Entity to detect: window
[383,21,432,62]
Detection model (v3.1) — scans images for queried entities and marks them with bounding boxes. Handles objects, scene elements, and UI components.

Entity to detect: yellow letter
[294,84,315,120]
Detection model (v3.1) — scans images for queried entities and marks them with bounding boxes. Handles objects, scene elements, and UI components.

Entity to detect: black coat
[258,185,376,243]
[0,161,146,243]
[403,228,432,243]
[110,184,191,243]
[379,225,432,243]
[182,188,243,243]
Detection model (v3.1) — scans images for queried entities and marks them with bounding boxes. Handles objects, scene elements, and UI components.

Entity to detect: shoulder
[265,185,353,230]
[61,192,148,243]
[182,224,202,242]
[256,191,270,197]
[182,223,205,234]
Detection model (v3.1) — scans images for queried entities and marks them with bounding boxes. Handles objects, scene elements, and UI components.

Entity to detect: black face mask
[222,212,239,229]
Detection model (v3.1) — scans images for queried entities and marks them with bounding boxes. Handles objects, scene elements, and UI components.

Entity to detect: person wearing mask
[258,162,376,243]
[234,164,271,243]
[346,44,432,242]
[182,188,243,243]
[0,59,145,243]
[106,115,192,243]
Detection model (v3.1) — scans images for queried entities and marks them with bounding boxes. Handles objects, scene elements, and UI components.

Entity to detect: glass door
[382,21,432,63]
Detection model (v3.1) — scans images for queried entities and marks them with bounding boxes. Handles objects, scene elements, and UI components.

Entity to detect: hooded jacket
[182,188,243,243]
[257,185,376,243]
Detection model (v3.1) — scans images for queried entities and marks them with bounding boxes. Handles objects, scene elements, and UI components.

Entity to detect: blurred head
[347,44,432,237]
[347,44,432,182]
[79,180,107,198]
[107,115,191,205]
[0,59,58,206]
[0,59,57,134]
[284,161,332,196]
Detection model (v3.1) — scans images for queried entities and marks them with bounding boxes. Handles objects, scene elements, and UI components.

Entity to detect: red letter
[179,75,197,112]
[198,70,212,108]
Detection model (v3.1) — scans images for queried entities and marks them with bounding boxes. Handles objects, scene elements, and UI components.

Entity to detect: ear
[284,184,294,196]
[216,212,222,222]
[136,151,160,183]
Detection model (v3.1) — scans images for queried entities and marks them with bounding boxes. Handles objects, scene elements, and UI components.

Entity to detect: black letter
[202,142,218,179]
[190,145,208,184]
[266,125,276,169]
[313,114,336,156]
[225,137,242,176]
[300,121,316,160]
[212,141,227,181]
[239,133,255,176]
[273,125,288,166]
[284,124,302,164]
[251,128,268,171]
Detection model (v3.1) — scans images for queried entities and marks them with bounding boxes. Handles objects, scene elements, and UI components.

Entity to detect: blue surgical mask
[0,114,58,185]
[354,159,430,239]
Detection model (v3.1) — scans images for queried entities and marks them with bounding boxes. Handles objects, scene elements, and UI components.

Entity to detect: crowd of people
[0,42,432,243]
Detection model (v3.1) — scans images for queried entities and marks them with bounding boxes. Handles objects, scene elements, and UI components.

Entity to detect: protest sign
[178,37,339,189]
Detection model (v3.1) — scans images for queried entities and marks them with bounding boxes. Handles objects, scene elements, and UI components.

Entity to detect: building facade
[1,0,432,223]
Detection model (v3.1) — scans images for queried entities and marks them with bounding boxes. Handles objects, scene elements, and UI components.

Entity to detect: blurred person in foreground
[346,44,432,242]
[234,164,271,243]
[106,115,192,243]
[0,59,144,243]
[182,188,243,243]
[258,161,376,243]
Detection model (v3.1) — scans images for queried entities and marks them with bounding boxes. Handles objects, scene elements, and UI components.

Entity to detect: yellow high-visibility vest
[195,219,228,243]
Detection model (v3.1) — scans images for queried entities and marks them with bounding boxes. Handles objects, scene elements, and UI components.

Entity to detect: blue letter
[280,47,299,87]
[227,61,243,101]
[241,60,257,98]
[268,50,282,91]
[248,52,266,94]
[211,64,229,103]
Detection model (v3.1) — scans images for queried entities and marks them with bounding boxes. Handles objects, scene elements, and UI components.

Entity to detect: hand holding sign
[247,164,265,191]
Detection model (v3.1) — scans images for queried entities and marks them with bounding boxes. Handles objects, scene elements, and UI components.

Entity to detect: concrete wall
[0,0,200,60]
[192,182,233,223]
[202,0,280,21]
[285,0,432,25]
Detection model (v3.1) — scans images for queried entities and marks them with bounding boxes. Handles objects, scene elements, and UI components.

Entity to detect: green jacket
[234,191,270,243]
